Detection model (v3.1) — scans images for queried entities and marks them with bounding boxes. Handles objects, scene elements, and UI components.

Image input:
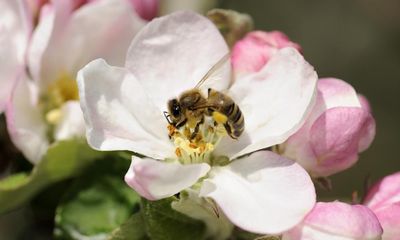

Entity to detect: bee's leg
[190,117,204,140]
[176,119,187,128]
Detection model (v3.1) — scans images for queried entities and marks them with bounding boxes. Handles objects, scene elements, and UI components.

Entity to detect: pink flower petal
[231,31,301,74]
[358,93,372,113]
[200,151,316,234]
[364,172,400,211]
[307,107,375,176]
[364,172,400,240]
[372,203,400,240]
[129,0,158,20]
[125,157,210,200]
[282,78,375,177]
[283,202,383,240]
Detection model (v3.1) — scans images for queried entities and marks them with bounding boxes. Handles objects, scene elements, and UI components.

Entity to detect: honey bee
[164,53,244,139]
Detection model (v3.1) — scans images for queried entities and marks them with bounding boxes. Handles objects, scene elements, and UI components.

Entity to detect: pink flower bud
[281,78,376,177]
[358,93,372,113]
[364,172,400,240]
[282,202,383,240]
[129,0,158,20]
[231,31,301,74]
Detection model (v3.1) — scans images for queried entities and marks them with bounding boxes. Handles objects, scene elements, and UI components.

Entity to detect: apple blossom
[364,172,400,240]
[6,0,145,164]
[27,0,159,22]
[282,201,383,240]
[231,30,301,75]
[0,0,31,113]
[78,11,318,237]
[279,78,376,177]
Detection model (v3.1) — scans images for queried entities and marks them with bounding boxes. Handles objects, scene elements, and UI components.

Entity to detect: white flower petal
[200,150,316,234]
[171,188,234,240]
[125,11,231,110]
[215,47,318,159]
[28,2,65,87]
[60,0,145,74]
[0,0,31,112]
[6,75,48,164]
[29,0,145,88]
[125,157,210,200]
[54,101,85,141]
[78,59,173,159]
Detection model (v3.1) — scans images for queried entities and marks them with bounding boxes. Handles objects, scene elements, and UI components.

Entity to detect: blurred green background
[220,0,400,199]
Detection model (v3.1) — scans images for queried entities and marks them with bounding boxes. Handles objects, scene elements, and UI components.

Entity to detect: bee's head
[166,98,184,126]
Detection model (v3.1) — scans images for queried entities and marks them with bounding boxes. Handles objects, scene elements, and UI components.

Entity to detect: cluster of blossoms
[1,0,155,163]
[1,1,399,240]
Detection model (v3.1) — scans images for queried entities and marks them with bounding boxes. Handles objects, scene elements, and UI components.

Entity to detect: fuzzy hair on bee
[164,53,244,139]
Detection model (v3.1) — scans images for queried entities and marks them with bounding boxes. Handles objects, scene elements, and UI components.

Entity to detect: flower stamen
[169,117,227,165]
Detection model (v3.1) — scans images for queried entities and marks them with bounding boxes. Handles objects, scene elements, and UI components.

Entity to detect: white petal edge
[6,75,48,164]
[77,58,174,159]
[125,10,231,110]
[29,0,145,88]
[54,100,86,141]
[200,150,316,234]
[215,47,318,159]
[125,156,210,200]
[0,0,31,112]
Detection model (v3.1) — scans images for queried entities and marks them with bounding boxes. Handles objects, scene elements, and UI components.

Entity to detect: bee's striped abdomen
[223,102,244,139]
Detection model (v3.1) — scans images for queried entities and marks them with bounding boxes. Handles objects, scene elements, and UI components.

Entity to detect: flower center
[168,116,230,166]
[39,72,79,137]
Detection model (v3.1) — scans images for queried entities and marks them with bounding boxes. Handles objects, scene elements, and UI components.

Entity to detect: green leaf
[108,212,148,240]
[0,139,104,214]
[54,158,141,240]
[141,198,207,240]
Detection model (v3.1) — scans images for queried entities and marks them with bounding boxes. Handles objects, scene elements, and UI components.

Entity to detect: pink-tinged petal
[0,0,31,112]
[282,79,374,177]
[372,203,400,240]
[283,202,383,240]
[317,78,361,109]
[305,107,376,176]
[364,172,400,211]
[364,172,400,240]
[125,157,210,200]
[77,59,174,159]
[129,0,158,20]
[358,94,372,113]
[29,0,145,89]
[53,101,85,141]
[6,75,48,164]
[231,31,301,74]
[27,1,71,87]
[200,151,316,234]
[215,47,318,159]
[126,11,231,110]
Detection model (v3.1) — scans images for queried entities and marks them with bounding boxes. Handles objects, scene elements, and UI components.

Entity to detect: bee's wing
[195,53,230,89]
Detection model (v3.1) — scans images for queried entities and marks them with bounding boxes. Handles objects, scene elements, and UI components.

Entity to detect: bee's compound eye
[172,103,181,117]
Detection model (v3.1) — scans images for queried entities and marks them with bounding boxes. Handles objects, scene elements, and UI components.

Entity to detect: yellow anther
[189,143,197,149]
[46,108,62,125]
[212,111,228,124]
[175,148,182,158]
